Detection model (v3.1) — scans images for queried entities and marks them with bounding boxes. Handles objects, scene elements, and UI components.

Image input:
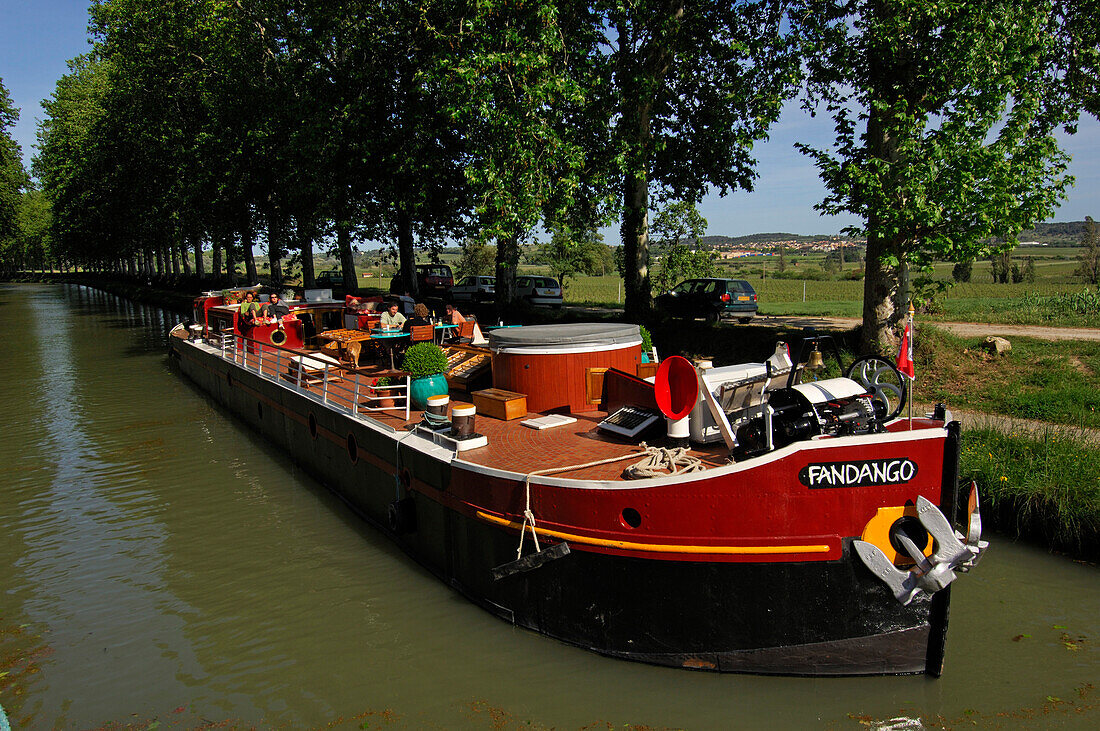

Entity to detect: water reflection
[0,283,1096,729]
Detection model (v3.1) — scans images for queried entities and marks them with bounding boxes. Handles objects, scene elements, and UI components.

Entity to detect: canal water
[0,283,1096,730]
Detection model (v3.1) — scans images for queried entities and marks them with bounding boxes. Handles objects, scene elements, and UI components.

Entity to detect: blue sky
[2,0,1097,238]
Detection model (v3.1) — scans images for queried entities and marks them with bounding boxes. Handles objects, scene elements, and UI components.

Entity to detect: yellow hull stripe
[475,511,831,555]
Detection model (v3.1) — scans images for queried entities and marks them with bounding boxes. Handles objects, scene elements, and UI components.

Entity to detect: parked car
[515,275,563,308]
[654,278,758,323]
[389,264,454,298]
[450,275,496,303]
[313,269,344,293]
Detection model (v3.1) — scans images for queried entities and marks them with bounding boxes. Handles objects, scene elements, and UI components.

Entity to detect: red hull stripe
[475,510,832,556]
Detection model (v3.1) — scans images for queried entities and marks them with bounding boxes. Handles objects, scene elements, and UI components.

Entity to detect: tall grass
[938,288,1100,326]
[961,426,1100,558]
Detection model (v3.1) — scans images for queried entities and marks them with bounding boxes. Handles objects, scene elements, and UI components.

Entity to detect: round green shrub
[401,342,448,377]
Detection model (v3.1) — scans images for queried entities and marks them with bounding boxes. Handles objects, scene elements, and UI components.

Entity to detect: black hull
[447,515,932,675]
[170,339,947,676]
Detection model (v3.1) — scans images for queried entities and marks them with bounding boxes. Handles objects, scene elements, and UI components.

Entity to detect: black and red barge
[169,294,985,676]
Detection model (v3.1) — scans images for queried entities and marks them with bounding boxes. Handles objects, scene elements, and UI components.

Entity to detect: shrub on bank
[960,426,1100,560]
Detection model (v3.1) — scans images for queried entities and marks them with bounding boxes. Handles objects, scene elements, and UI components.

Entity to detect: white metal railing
[210,331,411,421]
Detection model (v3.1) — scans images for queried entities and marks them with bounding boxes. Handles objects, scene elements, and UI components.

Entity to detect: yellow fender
[860,506,933,566]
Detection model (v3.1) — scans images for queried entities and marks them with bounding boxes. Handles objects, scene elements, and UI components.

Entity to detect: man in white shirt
[379,301,406,330]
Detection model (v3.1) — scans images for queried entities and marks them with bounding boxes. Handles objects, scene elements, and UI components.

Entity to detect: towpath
[912,406,1100,446]
[753,315,1100,342]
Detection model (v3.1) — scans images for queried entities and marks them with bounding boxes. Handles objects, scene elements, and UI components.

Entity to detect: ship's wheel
[845,356,907,422]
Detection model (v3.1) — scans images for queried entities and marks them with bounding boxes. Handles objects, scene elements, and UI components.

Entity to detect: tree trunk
[240,216,258,283]
[223,233,236,284]
[621,171,651,320]
[334,203,358,294]
[193,235,205,278]
[297,217,316,288]
[211,238,223,280]
[860,228,904,355]
[180,238,191,277]
[396,205,417,297]
[859,76,906,355]
[266,215,284,289]
[495,233,521,315]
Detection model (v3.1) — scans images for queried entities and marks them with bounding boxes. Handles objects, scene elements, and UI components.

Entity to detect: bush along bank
[961,426,1100,561]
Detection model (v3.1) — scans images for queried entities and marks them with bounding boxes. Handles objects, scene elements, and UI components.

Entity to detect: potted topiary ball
[639,325,654,363]
[401,342,449,409]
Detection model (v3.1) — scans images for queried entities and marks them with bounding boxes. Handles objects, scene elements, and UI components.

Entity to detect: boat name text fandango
[799,459,918,489]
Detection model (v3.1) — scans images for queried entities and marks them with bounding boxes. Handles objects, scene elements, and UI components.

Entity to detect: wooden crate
[472,388,528,421]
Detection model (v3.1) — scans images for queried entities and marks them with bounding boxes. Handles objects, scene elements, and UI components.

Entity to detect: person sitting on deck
[379,300,406,330]
[263,292,290,320]
[404,303,432,332]
[239,291,264,324]
[445,303,466,325]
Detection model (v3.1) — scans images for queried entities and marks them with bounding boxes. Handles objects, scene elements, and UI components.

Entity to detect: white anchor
[854,483,988,605]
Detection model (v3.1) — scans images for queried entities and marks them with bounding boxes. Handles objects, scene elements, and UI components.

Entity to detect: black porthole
[308,413,318,439]
[347,433,358,463]
[621,508,642,529]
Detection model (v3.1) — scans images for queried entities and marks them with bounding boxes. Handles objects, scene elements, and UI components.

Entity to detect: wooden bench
[286,353,342,386]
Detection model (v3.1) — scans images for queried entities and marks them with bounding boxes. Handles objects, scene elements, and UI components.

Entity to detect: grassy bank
[559,272,1100,327]
[916,327,1100,429]
[961,426,1100,559]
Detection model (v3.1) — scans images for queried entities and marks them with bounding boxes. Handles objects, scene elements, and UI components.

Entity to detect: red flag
[896,320,915,380]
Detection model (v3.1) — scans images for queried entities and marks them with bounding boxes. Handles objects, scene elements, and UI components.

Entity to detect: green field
[544,246,1099,326]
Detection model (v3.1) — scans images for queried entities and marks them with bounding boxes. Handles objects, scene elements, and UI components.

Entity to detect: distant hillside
[699,233,860,247]
[1019,221,1086,245]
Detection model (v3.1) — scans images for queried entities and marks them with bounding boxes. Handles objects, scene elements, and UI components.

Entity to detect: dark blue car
[655,278,758,323]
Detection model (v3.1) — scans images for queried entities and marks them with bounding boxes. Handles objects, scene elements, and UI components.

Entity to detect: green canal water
[0,283,1096,729]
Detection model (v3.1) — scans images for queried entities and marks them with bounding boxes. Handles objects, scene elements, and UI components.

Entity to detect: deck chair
[452,320,476,344]
[410,325,434,342]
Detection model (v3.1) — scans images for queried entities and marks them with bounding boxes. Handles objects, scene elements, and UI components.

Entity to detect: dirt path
[755,315,1100,341]
[912,406,1100,445]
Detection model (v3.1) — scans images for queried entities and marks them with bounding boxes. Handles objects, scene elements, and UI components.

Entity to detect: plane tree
[596,1,799,320]
[793,0,1078,353]
[422,0,594,308]
[0,77,29,259]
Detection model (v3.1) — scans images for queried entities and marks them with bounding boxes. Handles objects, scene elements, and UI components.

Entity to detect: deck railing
[207,331,411,422]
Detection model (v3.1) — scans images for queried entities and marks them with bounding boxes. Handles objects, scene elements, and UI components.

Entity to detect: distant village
[681,234,867,259]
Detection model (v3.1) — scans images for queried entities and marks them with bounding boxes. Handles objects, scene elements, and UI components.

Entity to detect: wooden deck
[189,333,729,482]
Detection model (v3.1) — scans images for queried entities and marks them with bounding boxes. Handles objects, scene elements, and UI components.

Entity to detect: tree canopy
[23,0,1100,334]
[1,77,29,257]
[794,0,1080,352]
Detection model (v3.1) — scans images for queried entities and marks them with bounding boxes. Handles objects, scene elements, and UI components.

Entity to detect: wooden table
[317,328,374,363]
[434,323,457,343]
[371,330,410,369]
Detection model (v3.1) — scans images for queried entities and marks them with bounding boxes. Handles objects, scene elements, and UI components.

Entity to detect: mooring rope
[621,445,705,479]
[514,443,704,559]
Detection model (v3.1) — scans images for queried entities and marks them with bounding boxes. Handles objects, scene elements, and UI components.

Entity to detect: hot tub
[488,323,642,413]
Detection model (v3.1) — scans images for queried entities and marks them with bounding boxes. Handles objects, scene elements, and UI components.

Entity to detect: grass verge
[916,326,1100,429]
[961,426,1100,559]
